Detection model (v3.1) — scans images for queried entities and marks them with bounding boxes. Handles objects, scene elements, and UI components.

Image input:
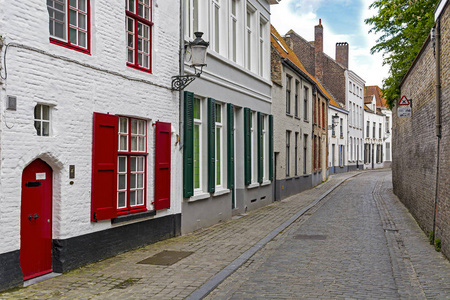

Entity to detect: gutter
[179,0,185,149]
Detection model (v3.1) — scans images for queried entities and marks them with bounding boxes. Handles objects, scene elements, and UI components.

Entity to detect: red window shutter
[91,113,119,221]
[154,121,171,210]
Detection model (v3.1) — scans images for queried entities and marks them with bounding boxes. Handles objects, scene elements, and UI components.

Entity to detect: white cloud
[270,0,389,87]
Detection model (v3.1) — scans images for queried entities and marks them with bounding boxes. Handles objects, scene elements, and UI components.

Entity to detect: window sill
[50,38,91,55]
[261,180,271,186]
[286,113,293,117]
[111,210,156,224]
[188,192,211,202]
[213,188,230,197]
[303,174,310,177]
[294,116,301,120]
[286,177,293,181]
[247,182,260,189]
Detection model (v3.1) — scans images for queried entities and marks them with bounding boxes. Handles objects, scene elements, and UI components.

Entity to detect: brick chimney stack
[315,19,323,53]
[336,42,349,69]
[315,19,324,81]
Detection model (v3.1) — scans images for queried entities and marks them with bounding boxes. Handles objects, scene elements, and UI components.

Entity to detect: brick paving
[0,172,358,300]
[2,170,449,299]
[207,171,450,299]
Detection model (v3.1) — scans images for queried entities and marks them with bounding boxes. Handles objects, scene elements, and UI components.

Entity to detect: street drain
[137,250,194,266]
[293,234,327,240]
[112,278,141,290]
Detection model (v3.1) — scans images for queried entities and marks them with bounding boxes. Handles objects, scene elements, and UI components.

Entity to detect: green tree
[365,0,439,108]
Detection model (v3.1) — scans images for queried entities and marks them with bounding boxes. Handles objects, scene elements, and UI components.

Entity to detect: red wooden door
[20,159,53,280]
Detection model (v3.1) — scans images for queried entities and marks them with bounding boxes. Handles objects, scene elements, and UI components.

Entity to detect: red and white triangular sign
[398,95,410,106]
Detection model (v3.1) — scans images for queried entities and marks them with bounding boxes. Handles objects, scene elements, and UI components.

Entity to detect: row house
[328,100,349,174]
[0,0,181,290]
[365,85,392,166]
[363,95,386,169]
[284,20,365,173]
[270,25,313,200]
[181,0,279,233]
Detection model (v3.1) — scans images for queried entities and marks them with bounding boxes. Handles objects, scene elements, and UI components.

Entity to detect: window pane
[137,190,144,205]
[127,18,134,32]
[79,0,86,11]
[128,0,135,12]
[119,174,126,189]
[232,20,237,61]
[128,33,134,47]
[55,22,65,39]
[69,27,77,44]
[232,0,236,15]
[138,137,145,151]
[69,0,76,7]
[119,157,126,172]
[130,191,136,206]
[214,5,219,52]
[119,118,128,133]
[78,31,86,47]
[130,174,136,189]
[34,105,41,119]
[120,135,128,151]
[118,192,126,208]
[42,122,50,136]
[215,104,221,123]
[138,38,143,51]
[130,157,137,171]
[69,9,77,26]
[194,98,201,119]
[131,119,138,134]
[193,0,198,33]
[55,10,65,21]
[216,128,221,185]
[138,174,144,188]
[138,53,143,66]
[137,157,144,171]
[34,121,41,136]
[138,120,145,134]
[79,13,86,29]
[128,49,134,63]
[194,125,200,189]
[131,137,138,151]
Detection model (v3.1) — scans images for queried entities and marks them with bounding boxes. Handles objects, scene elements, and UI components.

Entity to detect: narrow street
[1,170,449,299]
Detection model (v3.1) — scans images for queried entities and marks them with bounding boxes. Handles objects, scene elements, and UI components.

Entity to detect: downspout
[179,0,185,148]
[432,18,441,243]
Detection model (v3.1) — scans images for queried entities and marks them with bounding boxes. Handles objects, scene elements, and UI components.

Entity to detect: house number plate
[36,173,46,180]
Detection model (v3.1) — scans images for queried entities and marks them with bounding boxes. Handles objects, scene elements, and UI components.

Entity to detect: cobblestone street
[1,170,449,299]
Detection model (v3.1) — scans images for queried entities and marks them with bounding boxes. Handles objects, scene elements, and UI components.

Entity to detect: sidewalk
[0,171,359,300]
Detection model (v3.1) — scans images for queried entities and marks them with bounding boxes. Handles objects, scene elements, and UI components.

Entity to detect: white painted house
[363,95,386,169]
[328,99,349,174]
[0,0,181,290]
[181,0,279,233]
[345,70,365,171]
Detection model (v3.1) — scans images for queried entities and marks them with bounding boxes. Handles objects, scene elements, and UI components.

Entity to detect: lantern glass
[191,45,208,66]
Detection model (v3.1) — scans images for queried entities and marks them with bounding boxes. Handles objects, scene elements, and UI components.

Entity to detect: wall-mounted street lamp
[172,32,209,91]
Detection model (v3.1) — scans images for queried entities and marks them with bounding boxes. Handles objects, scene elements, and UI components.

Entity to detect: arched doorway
[20,159,53,280]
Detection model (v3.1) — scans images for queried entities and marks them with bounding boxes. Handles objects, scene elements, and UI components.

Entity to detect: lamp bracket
[171,65,205,91]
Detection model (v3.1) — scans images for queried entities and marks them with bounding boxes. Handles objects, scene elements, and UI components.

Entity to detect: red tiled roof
[364,85,387,107]
[364,96,372,104]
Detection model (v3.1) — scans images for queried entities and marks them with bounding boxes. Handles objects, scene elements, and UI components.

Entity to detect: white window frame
[245,4,255,71]
[215,102,224,189]
[34,104,51,137]
[250,111,257,183]
[185,0,199,39]
[211,0,221,54]
[194,97,203,193]
[229,0,238,62]
[258,14,268,77]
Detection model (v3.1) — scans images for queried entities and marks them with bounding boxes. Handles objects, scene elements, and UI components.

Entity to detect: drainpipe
[432,19,441,243]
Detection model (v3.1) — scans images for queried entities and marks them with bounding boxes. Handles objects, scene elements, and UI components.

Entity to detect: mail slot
[25,182,41,187]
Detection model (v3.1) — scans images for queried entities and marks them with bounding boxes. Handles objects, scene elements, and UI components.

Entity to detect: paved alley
[1,170,449,299]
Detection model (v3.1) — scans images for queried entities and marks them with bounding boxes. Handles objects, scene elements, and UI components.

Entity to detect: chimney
[314,19,324,81]
[314,19,323,53]
[336,42,349,69]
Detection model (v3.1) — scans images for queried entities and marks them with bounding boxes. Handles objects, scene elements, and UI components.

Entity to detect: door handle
[33,214,39,220]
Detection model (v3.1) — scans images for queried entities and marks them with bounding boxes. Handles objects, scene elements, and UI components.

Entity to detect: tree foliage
[365,0,439,108]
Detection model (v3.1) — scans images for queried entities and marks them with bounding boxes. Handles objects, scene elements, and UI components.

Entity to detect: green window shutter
[183,91,194,198]
[227,103,235,189]
[257,112,263,183]
[208,98,216,193]
[244,107,251,185]
[269,114,274,181]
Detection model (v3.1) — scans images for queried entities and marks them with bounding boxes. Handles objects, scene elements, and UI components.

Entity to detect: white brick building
[0,0,181,289]
[328,100,349,174]
[363,95,386,169]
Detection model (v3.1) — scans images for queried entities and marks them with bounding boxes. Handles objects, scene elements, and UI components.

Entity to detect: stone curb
[186,172,362,300]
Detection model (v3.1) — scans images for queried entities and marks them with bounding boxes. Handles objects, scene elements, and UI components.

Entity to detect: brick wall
[394,2,450,258]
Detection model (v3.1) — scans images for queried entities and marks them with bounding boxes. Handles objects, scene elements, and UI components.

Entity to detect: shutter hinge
[93,212,97,222]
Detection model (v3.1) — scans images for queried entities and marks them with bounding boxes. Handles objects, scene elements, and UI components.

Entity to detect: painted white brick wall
[0,0,181,254]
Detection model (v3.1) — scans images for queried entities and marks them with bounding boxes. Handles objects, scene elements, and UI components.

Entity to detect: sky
[270,0,389,87]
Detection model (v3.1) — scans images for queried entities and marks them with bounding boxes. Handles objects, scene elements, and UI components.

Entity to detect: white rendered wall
[0,0,181,254]
[363,106,385,169]
[328,106,348,170]
[345,70,365,166]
